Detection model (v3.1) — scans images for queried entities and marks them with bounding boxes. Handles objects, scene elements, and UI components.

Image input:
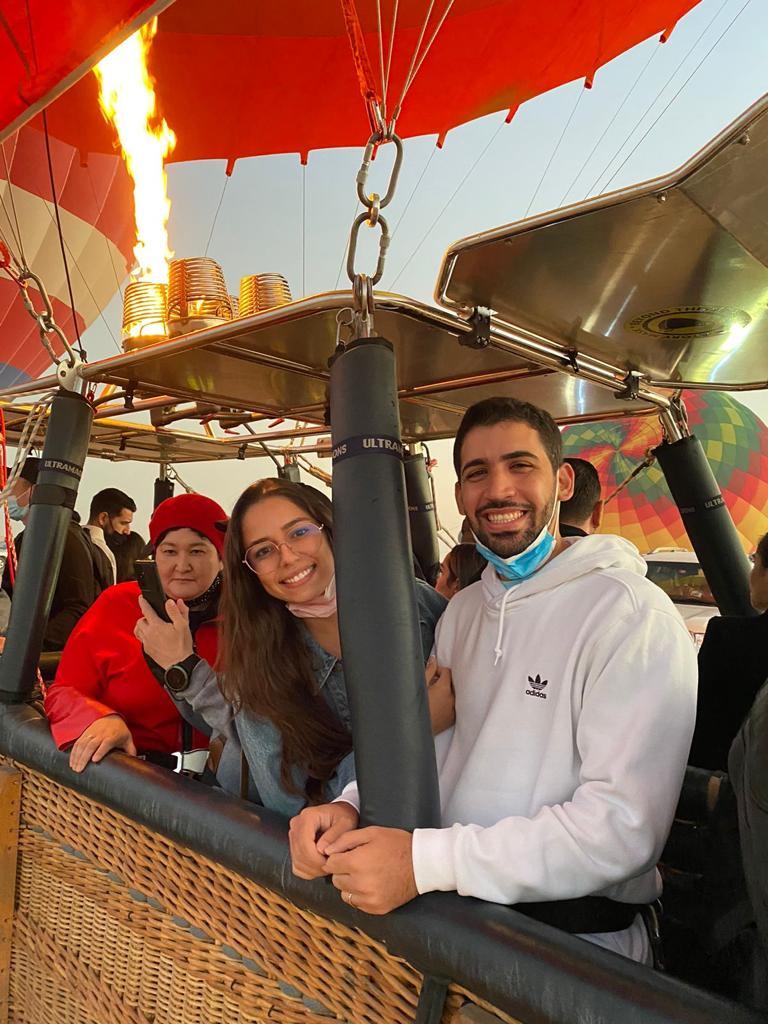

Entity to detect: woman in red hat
[44,493,227,774]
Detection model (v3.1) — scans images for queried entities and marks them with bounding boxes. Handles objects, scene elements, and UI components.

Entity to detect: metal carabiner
[346,212,390,286]
[355,132,404,211]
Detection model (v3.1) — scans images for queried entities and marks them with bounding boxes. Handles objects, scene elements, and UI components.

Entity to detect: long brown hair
[218,478,351,800]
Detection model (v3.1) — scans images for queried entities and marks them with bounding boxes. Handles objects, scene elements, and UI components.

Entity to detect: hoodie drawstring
[493,587,513,665]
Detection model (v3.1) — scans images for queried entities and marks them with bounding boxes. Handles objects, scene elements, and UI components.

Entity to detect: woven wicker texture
[4,760,519,1024]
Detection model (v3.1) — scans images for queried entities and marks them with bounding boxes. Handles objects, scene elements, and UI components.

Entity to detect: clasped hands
[288,658,452,914]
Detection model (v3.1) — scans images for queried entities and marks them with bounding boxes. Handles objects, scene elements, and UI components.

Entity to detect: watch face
[164,664,188,692]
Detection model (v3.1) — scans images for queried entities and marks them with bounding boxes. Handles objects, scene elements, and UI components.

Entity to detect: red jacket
[45,581,213,753]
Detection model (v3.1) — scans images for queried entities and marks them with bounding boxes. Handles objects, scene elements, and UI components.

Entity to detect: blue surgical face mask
[6,495,30,522]
[474,498,560,588]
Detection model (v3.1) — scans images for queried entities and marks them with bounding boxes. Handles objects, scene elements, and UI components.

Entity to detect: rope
[334,199,360,291]
[301,163,307,296]
[604,449,656,505]
[40,200,121,353]
[204,173,230,257]
[85,163,125,302]
[390,116,506,288]
[0,139,27,266]
[389,144,436,241]
[41,110,85,358]
[601,0,753,193]
[384,0,399,118]
[585,0,731,196]
[556,43,658,206]
[393,0,454,120]
[524,85,584,217]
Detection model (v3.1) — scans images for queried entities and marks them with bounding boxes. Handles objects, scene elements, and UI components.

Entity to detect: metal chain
[345,130,403,339]
[16,267,78,368]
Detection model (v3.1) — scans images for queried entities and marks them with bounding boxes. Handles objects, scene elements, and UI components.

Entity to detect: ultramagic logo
[362,436,404,455]
[333,436,405,462]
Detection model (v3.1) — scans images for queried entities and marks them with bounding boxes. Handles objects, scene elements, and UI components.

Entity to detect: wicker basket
[2,759,516,1024]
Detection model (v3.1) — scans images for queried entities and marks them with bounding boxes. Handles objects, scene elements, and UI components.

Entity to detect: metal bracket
[565,348,580,373]
[460,306,491,349]
[55,356,84,392]
[615,370,644,401]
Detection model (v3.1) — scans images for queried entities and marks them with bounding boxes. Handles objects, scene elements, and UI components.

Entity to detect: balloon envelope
[562,391,768,554]
[5,0,702,163]
[0,125,134,387]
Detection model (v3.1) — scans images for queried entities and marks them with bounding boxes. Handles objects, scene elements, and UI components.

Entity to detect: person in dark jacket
[559,457,603,538]
[2,457,109,650]
[106,529,148,582]
[689,532,768,771]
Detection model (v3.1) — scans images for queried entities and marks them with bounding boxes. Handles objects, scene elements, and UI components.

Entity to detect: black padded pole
[404,453,441,586]
[653,435,754,618]
[153,476,174,508]
[330,337,440,830]
[0,389,93,702]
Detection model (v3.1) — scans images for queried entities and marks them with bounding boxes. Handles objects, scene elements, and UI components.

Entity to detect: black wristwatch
[163,653,202,693]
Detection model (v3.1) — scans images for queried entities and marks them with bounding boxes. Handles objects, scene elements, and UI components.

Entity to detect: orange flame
[94,20,175,284]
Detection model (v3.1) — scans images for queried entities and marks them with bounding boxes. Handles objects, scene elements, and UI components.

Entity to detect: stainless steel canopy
[0,293,666,445]
[436,93,768,392]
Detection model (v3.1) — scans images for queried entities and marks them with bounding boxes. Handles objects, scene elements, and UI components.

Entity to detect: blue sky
[71,0,768,538]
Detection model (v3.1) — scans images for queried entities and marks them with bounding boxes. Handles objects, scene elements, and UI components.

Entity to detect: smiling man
[289,397,698,964]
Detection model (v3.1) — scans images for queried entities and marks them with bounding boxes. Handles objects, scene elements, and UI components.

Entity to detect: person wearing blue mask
[289,396,698,966]
[2,457,110,650]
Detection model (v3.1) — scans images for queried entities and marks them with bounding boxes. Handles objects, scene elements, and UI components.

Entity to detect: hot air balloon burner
[121,281,168,351]
[238,273,292,317]
[166,257,233,337]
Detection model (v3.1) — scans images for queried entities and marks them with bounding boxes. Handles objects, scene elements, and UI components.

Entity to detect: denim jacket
[172,579,446,817]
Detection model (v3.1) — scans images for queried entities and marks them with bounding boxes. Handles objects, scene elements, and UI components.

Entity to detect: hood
[481,533,647,608]
[479,533,647,666]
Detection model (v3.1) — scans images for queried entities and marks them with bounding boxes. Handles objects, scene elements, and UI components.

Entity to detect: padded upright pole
[404,453,441,586]
[153,476,174,508]
[0,390,93,702]
[654,435,753,618]
[330,337,441,830]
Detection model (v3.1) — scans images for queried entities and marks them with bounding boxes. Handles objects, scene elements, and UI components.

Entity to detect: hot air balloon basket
[0,759,516,1024]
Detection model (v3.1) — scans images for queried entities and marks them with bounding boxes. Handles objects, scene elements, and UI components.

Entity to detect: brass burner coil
[238,273,292,316]
[167,257,233,337]
[121,281,168,351]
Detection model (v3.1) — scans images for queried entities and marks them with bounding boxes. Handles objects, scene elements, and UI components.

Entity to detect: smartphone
[134,558,171,621]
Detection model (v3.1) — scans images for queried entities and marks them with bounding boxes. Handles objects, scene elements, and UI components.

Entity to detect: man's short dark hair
[89,487,137,520]
[560,458,601,524]
[453,397,562,477]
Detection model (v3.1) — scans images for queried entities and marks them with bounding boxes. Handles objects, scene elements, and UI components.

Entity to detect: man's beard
[471,494,556,559]
[105,530,129,551]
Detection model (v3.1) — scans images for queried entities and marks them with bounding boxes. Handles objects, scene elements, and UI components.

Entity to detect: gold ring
[342,890,355,908]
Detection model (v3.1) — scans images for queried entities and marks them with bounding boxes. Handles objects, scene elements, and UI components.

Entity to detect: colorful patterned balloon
[561,391,768,554]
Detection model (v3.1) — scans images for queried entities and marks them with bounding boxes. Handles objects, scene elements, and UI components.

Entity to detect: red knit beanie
[149,494,228,557]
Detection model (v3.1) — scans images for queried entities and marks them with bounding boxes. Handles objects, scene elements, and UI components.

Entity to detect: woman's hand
[69,714,137,772]
[134,596,194,671]
[425,656,455,735]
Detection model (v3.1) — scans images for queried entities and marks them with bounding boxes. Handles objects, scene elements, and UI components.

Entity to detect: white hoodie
[418,535,697,956]
[340,535,698,961]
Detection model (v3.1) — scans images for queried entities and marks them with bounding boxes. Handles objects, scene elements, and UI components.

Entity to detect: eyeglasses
[242,522,325,575]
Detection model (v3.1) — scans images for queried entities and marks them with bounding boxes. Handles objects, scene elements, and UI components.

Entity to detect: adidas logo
[525,674,548,699]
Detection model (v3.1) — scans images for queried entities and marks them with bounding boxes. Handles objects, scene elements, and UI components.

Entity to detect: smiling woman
[141,477,448,816]
[43,493,225,773]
